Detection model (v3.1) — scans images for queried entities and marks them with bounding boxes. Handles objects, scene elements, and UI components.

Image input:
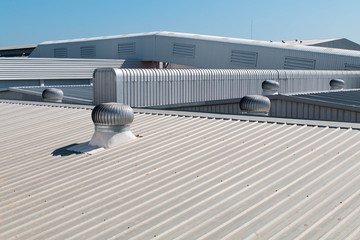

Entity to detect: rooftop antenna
[251,20,253,39]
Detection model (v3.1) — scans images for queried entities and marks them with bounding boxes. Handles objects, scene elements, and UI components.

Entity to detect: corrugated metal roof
[3,85,93,104]
[0,45,37,51]
[0,57,143,81]
[274,38,360,51]
[275,39,339,45]
[1,100,360,239]
[286,89,360,107]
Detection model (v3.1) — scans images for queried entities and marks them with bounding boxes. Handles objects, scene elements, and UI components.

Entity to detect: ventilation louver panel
[284,56,315,69]
[344,63,360,70]
[173,43,195,58]
[81,46,96,58]
[231,50,258,67]
[54,48,67,58]
[118,43,136,55]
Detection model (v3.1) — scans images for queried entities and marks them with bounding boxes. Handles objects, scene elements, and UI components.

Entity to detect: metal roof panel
[1,101,360,239]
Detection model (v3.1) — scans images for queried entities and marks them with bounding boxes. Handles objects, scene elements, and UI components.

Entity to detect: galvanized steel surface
[330,79,345,89]
[92,103,134,126]
[42,88,64,101]
[262,80,280,90]
[1,85,93,104]
[286,89,360,107]
[239,95,271,113]
[0,57,143,82]
[1,101,360,239]
[93,68,360,107]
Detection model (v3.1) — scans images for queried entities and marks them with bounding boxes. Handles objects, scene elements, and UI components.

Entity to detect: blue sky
[1,0,360,48]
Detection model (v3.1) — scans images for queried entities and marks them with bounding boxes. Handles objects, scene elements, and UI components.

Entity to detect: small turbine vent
[89,103,136,148]
[262,80,279,95]
[92,103,134,127]
[330,79,344,90]
[239,95,271,115]
[42,88,64,102]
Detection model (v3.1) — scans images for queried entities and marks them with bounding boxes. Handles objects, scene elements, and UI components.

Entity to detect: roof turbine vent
[89,103,136,148]
[262,80,280,95]
[42,88,64,102]
[239,95,271,116]
[330,79,344,90]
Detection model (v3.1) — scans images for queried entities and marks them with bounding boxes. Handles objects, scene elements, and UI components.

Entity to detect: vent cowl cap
[42,88,63,102]
[240,95,271,115]
[92,103,134,129]
[330,79,344,90]
[262,80,279,95]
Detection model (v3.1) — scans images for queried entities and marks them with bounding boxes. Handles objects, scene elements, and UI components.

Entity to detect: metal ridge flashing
[1,100,360,130]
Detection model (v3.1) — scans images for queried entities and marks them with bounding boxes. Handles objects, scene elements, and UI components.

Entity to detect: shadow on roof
[52,143,83,157]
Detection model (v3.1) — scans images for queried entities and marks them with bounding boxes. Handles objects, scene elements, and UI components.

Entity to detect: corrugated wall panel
[269,99,360,123]
[94,68,360,107]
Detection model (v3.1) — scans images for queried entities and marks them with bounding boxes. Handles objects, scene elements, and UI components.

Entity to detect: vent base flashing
[89,130,136,148]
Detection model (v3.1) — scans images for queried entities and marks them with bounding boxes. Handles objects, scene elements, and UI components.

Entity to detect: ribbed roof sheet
[286,89,360,108]
[0,57,141,81]
[6,85,93,104]
[1,101,360,239]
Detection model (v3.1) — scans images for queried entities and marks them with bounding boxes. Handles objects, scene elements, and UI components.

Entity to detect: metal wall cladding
[93,68,360,107]
[270,99,360,122]
[31,31,360,70]
[93,68,118,105]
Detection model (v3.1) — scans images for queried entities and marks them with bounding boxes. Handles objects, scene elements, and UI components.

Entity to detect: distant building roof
[275,38,360,51]
[0,85,93,104]
[29,31,360,70]
[0,57,146,88]
[0,45,37,57]
[1,100,360,239]
[0,44,37,51]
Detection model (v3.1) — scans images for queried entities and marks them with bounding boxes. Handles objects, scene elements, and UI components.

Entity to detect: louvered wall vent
[344,63,360,70]
[54,48,67,58]
[118,42,136,55]
[231,50,258,67]
[284,56,315,69]
[173,43,195,58]
[81,46,96,58]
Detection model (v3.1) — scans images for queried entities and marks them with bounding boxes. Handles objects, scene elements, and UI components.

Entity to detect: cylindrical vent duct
[91,102,134,132]
[330,79,344,90]
[239,95,271,115]
[42,88,64,102]
[262,80,279,95]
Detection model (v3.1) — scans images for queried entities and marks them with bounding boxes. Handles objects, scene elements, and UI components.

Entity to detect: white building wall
[30,32,360,70]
